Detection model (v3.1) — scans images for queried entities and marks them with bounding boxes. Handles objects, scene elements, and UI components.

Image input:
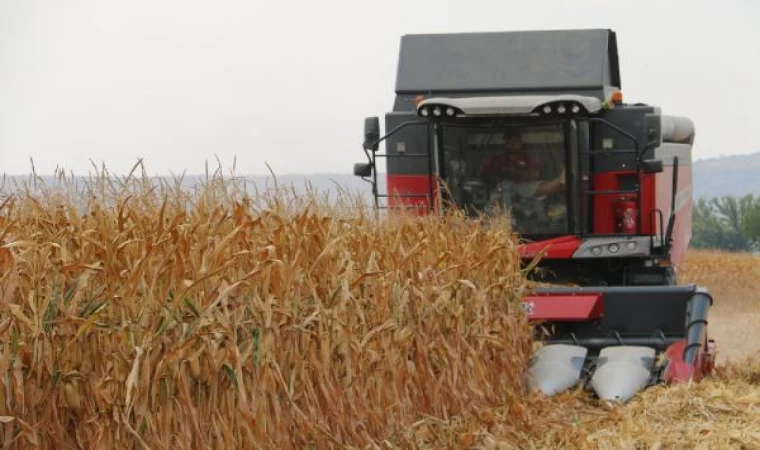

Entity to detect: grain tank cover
[395,29,621,99]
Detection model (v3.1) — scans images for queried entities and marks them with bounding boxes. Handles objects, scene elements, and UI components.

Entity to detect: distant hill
[3,153,759,204]
[693,152,760,199]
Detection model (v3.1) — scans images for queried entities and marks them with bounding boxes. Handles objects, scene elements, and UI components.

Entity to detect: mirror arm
[365,120,428,152]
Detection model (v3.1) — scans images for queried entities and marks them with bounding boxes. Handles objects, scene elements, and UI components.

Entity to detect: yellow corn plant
[0,163,533,449]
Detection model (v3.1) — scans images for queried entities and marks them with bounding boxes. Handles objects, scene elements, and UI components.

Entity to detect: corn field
[1,165,759,449]
[0,166,532,449]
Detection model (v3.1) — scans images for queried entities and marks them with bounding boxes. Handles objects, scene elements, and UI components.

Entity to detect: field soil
[680,250,760,363]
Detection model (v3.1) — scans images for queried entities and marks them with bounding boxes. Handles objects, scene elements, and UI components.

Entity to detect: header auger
[353,29,715,402]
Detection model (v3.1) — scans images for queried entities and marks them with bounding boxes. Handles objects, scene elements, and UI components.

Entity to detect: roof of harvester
[395,28,621,97]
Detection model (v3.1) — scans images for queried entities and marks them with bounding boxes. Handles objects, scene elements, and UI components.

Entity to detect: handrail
[359,120,436,212]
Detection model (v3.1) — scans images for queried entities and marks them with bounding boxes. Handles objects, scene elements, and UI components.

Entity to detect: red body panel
[590,166,692,266]
[661,339,714,383]
[522,293,604,321]
[518,235,582,259]
[386,174,438,214]
[591,171,656,235]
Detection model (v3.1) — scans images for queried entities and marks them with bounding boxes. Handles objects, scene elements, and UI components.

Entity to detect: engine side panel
[652,143,693,267]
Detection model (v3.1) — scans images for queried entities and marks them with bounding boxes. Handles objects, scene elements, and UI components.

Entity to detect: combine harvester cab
[353,29,716,402]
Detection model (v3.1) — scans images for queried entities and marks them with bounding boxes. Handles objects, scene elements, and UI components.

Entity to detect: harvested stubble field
[0,169,758,450]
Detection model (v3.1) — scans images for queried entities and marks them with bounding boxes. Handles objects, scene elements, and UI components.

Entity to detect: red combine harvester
[353,29,715,402]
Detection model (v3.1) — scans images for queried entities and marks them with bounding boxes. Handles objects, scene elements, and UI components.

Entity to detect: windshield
[441,121,568,235]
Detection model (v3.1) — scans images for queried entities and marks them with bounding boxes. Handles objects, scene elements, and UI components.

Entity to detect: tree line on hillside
[690,194,760,252]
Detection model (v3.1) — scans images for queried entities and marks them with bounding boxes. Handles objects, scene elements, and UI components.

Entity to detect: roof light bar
[538,101,585,117]
[417,103,461,118]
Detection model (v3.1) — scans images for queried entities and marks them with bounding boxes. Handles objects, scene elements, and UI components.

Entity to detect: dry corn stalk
[0,165,532,449]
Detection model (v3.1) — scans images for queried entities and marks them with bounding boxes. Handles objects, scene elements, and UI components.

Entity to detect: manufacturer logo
[521,301,536,316]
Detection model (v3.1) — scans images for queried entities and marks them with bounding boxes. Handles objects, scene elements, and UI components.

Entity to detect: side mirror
[641,159,664,174]
[353,162,372,177]
[363,117,380,151]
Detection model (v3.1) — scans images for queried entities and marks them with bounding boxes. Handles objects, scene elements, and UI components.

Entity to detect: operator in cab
[479,133,566,231]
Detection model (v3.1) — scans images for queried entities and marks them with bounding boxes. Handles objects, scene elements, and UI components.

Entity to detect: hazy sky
[1,0,758,176]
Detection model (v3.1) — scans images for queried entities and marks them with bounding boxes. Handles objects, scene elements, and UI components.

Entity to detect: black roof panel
[395,29,621,96]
